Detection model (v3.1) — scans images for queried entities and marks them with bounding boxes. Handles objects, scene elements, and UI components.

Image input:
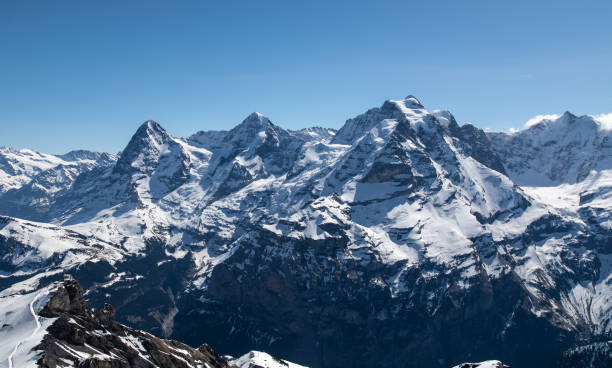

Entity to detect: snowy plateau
[0,95,610,367]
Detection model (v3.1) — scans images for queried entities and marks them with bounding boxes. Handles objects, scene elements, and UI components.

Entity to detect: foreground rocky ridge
[36,279,231,368]
[0,96,611,367]
[1,278,310,368]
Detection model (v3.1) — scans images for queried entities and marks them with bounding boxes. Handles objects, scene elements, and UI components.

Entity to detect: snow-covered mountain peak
[333,95,429,145]
[242,111,270,125]
[57,149,115,164]
[114,120,175,171]
[522,111,599,133]
[432,110,457,128]
[561,110,576,119]
[380,95,425,115]
[289,126,336,142]
[488,112,612,185]
[0,146,116,197]
[109,120,191,202]
[135,119,169,143]
[225,112,278,145]
[230,351,309,368]
[395,94,424,109]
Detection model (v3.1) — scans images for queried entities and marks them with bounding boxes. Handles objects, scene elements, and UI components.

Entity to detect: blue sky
[1,0,611,154]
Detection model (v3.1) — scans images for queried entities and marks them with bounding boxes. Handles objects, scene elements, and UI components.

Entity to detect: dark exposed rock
[36,279,233,368]
[554,339,612,368]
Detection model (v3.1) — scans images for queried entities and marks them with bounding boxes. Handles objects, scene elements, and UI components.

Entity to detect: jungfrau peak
[0,95,610,368]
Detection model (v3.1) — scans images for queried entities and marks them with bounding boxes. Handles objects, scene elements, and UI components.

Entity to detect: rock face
[554,340,612,368]
[0,96,611,368]
[36,279,231,368]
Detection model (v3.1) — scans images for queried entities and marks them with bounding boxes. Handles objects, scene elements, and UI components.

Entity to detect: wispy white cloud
[591,113,612,130]
[524,114,560,128]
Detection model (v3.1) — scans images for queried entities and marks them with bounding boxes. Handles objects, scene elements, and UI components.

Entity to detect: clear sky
[1,0,611,154]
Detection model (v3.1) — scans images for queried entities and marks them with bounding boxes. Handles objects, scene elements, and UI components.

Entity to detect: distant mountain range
[0,96,610,367]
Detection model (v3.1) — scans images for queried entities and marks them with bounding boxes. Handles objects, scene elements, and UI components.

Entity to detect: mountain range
[0,95,610,367]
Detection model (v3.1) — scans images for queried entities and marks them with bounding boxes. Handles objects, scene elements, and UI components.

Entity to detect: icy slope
[0,147,114,194]
[230,351,309,368]
[0,148,116,222]
[0,285,56,368]
[488,112,612,186]
[0,216,125,283]
[452,362,508,368]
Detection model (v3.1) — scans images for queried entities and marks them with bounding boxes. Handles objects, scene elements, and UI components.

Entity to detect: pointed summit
[125,120,171,151]
[334,94,426,144]
[237,112,272,130]
[244,112,267,121]
[114,120,174,174]
[225,112,279,147]
[133,120,168,141]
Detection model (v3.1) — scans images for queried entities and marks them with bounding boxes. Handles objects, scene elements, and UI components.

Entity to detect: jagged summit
[143,119,164,129]
[227,112,275,138]
[380,95,425,114]
[115,120,173,170]
[243,111,269,124]
[333,95,427,144]
[519,111,606,133]
[488,112,612,185]
[432,109,457,127]
[109,118,192,201]
[562,110,576,119]
[526,111,577,130]
[222,112,292,157]
[393,94,424,109]
[57,149,109,162]
[135,119,168,139]
[403,94,423,106]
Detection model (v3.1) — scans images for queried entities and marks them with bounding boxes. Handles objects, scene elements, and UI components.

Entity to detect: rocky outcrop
[35,279,232,368]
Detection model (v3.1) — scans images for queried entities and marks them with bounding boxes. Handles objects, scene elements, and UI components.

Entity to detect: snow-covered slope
[0,285,56,368]
[230,351,309,368]
[0,96,610,368]
[452,362,508,368]
[0,216,125,286]
[0,148,116,222]
[488,112,612,231]
[0,147,114,194]
[488,112,612,186]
